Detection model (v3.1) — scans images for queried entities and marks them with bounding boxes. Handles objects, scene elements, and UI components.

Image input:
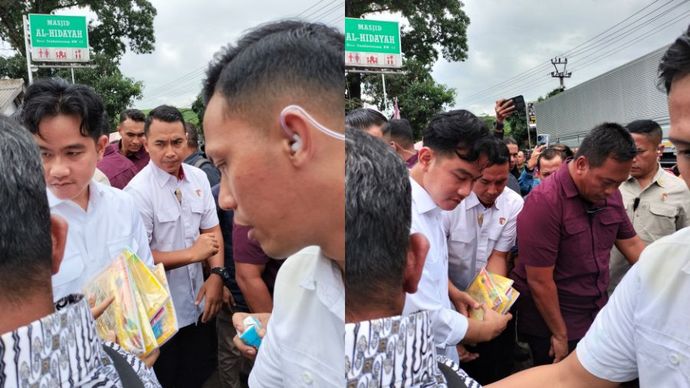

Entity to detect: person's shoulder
[182,163,212,185]
[125,164,153,189]
[501,185,524,206]
[662,170,690,193]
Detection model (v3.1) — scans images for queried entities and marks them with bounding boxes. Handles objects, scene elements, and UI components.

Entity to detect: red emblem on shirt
[499,217,506,225]
[195,189,202,197]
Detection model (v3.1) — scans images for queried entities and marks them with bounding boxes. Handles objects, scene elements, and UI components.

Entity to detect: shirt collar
[559,162,580,199]
[464,191,481,210]
[47,179,105,209]
[151,161,187,188]
[409,177,439,215]
[345,310,444,387]
[298,247,344,320]
[0,294,105,387]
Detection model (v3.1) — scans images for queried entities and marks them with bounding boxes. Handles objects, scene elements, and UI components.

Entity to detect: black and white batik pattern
[0,294,160,388]
[345,310,481,387]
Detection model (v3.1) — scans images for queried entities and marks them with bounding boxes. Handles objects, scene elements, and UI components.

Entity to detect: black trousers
[153,319,216,388]
[520,333,579,366]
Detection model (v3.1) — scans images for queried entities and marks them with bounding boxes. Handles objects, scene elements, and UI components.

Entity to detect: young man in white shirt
[443,137,524,383]
[20,78,154,302]
[202,21,344,387]
[125,105,224,387]
[405,109,513,363]
[488,24,690,388]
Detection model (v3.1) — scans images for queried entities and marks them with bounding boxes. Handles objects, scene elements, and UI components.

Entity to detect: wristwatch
[210,266,232,287]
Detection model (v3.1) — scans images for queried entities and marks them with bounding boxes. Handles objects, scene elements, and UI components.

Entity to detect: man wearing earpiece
[608,119,690,294]
[202,21,344,387]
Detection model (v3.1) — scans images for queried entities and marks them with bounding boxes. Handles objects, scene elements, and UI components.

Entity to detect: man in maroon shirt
[232,222,283,314]
[511,123,646,366]
[98,109,150,188]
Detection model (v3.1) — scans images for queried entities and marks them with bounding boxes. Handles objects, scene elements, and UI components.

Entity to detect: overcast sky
[118,0,689,112]
[431,0,690,115]
[119,0,343,109]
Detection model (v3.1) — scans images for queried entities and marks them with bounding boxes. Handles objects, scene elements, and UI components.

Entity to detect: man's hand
[450,290,480,317]
[89,295,115,319]
[549,334,569,363]
[140,349,160,368]
[482,305,512,340]
[527,145,546,170]
[223,286,236,308]
[190,233,219,263]
[495,99,516,123]
[196,274,223,322]
[457,344,479,363]
[232,312,271,360]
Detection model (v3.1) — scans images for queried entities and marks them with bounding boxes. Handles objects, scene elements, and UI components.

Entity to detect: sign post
[345,18,401,69]
[28,14,90,62]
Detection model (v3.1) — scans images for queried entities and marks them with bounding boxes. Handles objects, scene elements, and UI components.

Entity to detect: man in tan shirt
[609,119,690,293]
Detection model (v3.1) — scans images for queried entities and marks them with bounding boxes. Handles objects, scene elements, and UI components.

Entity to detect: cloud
[120,0,342,109]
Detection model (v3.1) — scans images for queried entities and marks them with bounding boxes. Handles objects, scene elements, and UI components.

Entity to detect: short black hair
[144,105,185,136]
[345,108,389,134]
[549,143,574,160]
[422,109,492,161]
[21,78,108,142]
[504,136,518,146]
[388,118,414,148]
[185,122,201,149]
[486,136,510,166]
[203,20,343,119]
[658,25,690,94]
[346,126,410,310]
[537,146,564,170]
[0,116,52,303]
[575,123,637,168]
[626,119,663,145]
[119,108,146,123]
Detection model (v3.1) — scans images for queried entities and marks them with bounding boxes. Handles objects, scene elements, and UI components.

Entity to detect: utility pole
[550,57,572,90]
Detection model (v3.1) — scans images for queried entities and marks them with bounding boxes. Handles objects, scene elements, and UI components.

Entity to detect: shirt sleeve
[576,259,640,382]
[127,193,155,268]
[517,190,561,267]
[495,196,524,252]
[518,169,535,196]
[616,205,637,240]
[124,184,154,244]
[233,223,270,265]
[199,174,219,230]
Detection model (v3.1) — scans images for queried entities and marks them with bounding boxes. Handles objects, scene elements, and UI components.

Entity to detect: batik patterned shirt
[0,294,160,388]
[345,310,481,387]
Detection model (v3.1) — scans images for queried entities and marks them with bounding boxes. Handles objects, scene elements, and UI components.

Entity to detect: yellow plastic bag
[149,264,178,347]
[126,250,169,319]
[83,253,145,355]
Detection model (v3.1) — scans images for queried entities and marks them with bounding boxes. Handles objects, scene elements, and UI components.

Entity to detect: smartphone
[508,95,526,114]
[536,134,550,146]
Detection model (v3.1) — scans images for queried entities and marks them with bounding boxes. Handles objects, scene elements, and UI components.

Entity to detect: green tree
[345,0,470,129]
[362,59,455,139]
[0,0,156,125]
[536,87,564,103]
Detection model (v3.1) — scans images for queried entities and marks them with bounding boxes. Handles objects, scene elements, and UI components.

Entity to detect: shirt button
[302,371,313,385]
[669,353,680,366]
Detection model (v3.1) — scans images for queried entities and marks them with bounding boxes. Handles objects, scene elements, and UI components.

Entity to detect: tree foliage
[362,59,455,139]
[345,0,470,134]
[0,0,155,125]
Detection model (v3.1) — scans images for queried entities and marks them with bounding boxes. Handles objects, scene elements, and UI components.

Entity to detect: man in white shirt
[487,24,690,388]
[405,109,512,363]
[202,21,344,387]
[20,78,154,302]
[442,137,524,383]
[125,105,224,387]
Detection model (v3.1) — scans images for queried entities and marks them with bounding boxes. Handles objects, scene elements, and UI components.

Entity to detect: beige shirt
[609,165,690,293]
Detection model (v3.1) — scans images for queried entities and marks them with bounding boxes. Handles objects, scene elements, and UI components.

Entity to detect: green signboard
[345,18,401,68]
[28,14,90,62]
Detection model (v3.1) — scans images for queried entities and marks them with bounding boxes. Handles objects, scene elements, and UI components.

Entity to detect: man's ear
[417,147,434,171]
[50,214,68,275]
[657,144,665,158]
[402,233,429,294]
[143,136,150,153]
[280,109,312,165]
[574,155,588,175]
[96,135,108,162]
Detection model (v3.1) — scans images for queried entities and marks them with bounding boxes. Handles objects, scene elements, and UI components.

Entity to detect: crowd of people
[0,17,689,388]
